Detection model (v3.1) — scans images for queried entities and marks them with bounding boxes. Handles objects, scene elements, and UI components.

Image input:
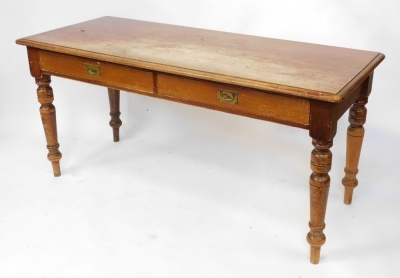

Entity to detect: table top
[16,16,384,102]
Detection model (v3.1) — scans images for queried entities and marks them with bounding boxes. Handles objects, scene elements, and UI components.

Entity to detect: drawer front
[158,74,310,125]
[39,51,154,94]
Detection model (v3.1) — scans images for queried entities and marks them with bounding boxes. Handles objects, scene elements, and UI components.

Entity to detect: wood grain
[307,139,332,264]
[37,49,312,128]
[342,73,373,204]
[16,17,386,265]
[39,50,154,94]
[16,16,385,102]
[36,75,62,176]
[158,74,310,126]
[108,88,122,142]
[309,100,338,141]
[27,47,42,78]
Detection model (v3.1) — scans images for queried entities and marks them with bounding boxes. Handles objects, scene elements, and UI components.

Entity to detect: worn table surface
[16,16,384,102]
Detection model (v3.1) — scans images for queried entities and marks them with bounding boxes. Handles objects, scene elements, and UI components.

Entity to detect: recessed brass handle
[217,89,238,104]
[84,64,101,77]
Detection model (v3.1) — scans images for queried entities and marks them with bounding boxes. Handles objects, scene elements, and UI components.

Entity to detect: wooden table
[16,16,385,264]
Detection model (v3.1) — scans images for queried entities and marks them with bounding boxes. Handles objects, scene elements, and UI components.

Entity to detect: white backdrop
[1,1,399,277]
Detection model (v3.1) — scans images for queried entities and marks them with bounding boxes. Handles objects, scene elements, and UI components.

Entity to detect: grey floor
[1,79,399,278]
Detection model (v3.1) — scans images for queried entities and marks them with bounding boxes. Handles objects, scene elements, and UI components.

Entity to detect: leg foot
[344,187,355,205]
[307,223,326,264]
[36,75,62,176]
[310,246,321,264]
[51,161,61,177]
[108,88,122,142]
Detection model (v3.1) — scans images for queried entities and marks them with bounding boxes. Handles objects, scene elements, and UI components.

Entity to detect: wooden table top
[16,16,384,102]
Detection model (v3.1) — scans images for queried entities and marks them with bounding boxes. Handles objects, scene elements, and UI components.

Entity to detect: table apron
[39,50,310,129]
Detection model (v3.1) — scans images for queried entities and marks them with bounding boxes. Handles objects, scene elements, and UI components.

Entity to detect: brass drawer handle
[84,64,101,77]
[217,89,238,104]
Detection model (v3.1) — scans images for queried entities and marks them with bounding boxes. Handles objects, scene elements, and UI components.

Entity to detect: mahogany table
[16,16,385,264]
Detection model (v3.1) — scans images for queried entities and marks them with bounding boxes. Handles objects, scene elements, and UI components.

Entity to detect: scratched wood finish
[16,16,384,102]
[158,74,310,126]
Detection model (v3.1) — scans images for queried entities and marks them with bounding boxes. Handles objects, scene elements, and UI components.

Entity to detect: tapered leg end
[112,128,120,142]
[51,162,61,177]
[307,230,325,265]
[310,247,321,264]
[344,187,354,205]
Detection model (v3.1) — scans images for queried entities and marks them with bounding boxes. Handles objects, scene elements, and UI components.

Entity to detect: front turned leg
[307,139,332,264]
[108,88,122,142]
[342,96,368,205]
[36,75,62,177]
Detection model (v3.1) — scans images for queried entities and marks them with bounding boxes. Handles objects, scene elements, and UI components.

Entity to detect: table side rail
[37,50,310,129]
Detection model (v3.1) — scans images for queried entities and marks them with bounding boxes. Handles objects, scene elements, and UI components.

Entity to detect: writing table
[16,16,385,264]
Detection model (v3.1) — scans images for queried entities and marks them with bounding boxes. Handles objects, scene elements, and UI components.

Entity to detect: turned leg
[36,75,62,177]
[342,95,368,204]
[108,88,122,142]
[307,139,332,264]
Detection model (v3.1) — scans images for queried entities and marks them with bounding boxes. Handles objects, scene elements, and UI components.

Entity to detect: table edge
[337,53,385,99]
[16,38,384,103]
